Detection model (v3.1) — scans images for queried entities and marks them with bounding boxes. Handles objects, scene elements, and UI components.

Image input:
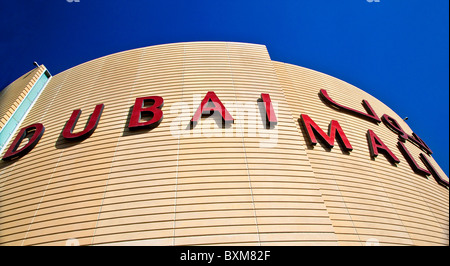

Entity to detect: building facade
[0,42,448,246]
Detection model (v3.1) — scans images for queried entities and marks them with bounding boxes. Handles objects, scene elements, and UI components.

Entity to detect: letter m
[300,114,353,152]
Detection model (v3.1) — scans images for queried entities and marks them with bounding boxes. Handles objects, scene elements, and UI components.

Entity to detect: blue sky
[1,0,448,175]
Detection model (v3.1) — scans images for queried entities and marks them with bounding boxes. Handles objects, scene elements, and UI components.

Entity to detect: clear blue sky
[1,0,448,175]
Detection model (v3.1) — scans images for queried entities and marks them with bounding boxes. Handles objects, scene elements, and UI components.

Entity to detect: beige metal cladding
[0,42,448,246]
[273,61,449,246]
[0,65,47,129]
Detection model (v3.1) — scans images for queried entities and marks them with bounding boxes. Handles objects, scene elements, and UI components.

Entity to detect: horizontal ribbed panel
[273,61,449,246]
[0,42,447,246]
[0,42,336,246]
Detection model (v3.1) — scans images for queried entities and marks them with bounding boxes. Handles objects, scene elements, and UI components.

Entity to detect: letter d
[2,123,45,161]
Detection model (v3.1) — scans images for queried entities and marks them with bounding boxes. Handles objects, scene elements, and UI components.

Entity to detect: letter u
[62,104,104,140]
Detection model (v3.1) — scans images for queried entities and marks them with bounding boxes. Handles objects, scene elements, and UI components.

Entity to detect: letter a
[190,91,234,127]
[367,129,400,164]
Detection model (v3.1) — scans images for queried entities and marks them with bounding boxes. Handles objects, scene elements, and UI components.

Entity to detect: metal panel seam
[226,42,261,246]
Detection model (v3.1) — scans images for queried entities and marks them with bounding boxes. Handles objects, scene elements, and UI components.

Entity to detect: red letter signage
[128,96,164,130]
[320,89,381,123]
[62,104,104,140]
[190,91,234,127]
[300,114,353,152]
[382,114,432,155]
[367,129,400,164]
[397,141,430,177]
[381,114,408,140]
[261,93,277,128]
[409,132,432,155]
[419,154,449,188]
[2,123,45,161]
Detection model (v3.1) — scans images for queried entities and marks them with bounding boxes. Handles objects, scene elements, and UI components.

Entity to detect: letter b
[128,96,164,130]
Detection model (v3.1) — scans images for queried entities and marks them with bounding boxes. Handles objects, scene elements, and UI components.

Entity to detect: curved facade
[0,42,448,246]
